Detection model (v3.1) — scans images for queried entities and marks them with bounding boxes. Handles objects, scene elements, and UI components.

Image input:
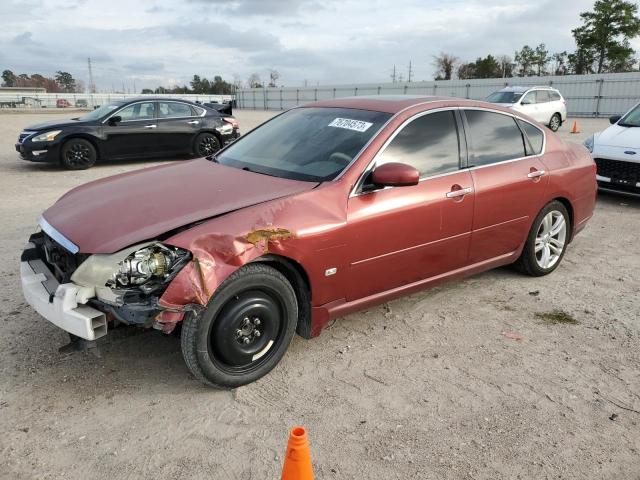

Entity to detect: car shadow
[597,190,640,208]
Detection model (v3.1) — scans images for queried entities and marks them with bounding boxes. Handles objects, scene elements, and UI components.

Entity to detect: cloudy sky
[1,0,636,92]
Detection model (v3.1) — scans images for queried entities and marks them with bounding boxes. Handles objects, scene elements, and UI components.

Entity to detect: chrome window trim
[349,105,547,198]
[38,216,79,254]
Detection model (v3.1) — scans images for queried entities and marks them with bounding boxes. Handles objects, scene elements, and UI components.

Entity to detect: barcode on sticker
[328,118,373,132]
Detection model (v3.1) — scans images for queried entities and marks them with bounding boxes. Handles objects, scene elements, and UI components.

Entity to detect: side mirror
[108,115,122,125]
[609,115,622,124]
[370,162,419,188]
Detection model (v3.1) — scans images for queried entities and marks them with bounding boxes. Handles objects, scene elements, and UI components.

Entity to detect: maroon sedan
[21,96,596,388]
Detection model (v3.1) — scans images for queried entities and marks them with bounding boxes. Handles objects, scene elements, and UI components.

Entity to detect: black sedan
[16,98,240,169]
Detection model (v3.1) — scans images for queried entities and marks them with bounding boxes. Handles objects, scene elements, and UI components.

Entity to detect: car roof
[498,86,557,93]
[305,95,478,114]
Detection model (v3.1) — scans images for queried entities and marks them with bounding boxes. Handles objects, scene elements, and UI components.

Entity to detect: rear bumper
[21,247,107,340]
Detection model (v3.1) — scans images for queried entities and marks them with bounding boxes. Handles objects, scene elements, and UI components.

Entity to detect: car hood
[25,118,86,131]
[42,159,318,253]
[596,124,640,148]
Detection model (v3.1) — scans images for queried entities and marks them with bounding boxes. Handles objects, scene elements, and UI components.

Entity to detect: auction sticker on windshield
[328,118,373,132]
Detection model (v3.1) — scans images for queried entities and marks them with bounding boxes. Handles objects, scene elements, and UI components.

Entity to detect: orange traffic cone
[281,426,314,480]
[570,121,580,134]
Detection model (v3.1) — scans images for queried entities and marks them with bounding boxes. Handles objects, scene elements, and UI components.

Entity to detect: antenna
[87,57,95,93]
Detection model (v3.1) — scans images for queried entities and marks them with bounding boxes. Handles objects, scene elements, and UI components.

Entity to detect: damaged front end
[21,230,194,344]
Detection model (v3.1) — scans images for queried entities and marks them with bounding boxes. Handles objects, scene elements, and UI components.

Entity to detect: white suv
[486,86,567,132]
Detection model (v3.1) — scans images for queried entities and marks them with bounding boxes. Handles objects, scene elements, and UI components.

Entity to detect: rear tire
[194,132,221,157]
[60,138,97,170]
[514,200,570,277]
[180,263,298,388]
[548,113,561,132]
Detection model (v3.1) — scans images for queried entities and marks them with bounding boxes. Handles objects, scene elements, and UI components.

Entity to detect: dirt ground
[0,109,638,480]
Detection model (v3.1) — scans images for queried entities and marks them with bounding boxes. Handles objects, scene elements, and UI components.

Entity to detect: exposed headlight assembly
[583,135,594,153]
[109,244,190,292]
[31,130,62,142]
[71,242,191,295]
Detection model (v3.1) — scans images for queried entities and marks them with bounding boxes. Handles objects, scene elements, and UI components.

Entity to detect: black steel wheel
[60,138,97,170]
[181,263,298,388]
[194,132,221,157]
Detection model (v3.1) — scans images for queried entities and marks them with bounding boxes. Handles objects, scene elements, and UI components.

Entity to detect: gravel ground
[0,110,638,480]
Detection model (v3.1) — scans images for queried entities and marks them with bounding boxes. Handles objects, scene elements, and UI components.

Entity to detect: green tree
[55,71,76,92]
[533,44,550,75]
[141,88,154,94]
[551,51,569,75]
[572,0,640,73]
[474,55,502,78]
[515,45,536,76]
[1,69,16,86]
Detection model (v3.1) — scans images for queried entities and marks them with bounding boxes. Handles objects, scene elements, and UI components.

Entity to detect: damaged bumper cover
[20,233,194,340]
[21,250,108,340]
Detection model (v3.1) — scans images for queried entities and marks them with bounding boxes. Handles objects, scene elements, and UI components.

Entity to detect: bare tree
[268,69,280,87]
[433,53,458,80]
[247,73,262,88]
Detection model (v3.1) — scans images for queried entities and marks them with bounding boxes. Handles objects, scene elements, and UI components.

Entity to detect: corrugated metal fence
[236,72,640,117]
[0,93,234,109]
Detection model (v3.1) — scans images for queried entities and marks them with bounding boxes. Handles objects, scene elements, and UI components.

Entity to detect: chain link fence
[236,71,640,117]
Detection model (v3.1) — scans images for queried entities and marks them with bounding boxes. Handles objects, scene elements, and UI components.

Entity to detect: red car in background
[56,98,71,108]
[20,96,597,388]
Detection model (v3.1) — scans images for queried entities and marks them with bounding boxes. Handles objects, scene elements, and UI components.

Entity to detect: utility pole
[407,61,413,83]
[87,57,95,93]
[133,79,136,94]
[391,65,397,83]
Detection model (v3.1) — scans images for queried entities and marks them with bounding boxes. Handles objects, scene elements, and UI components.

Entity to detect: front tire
[548,113,561,132]
[180,263,298,388]
[60,138,97,169]
[514,200,570,276]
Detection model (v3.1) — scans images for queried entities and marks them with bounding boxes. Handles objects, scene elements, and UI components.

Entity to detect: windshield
[77,103,121,121]
[618,103,640,127]
[486,91,523,104]
[216,107,391,181]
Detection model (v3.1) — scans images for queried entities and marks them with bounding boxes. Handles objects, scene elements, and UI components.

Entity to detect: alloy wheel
[65,142,92,167]
[534,210,567,269]
[198,135,219,156]
[549,114,560,131]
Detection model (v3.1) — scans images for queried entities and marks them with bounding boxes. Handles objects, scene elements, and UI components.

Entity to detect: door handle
[527,169,546,178]
[446,186,473,198]
[144,124,157,129]
[187,120,200,125]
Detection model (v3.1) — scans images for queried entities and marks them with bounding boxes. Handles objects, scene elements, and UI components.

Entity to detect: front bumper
[21,248,107,340]
[16,141,60,163]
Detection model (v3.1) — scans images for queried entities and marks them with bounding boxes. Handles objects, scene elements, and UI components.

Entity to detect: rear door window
[536,90,551,103]
[376,110,461,178]
[158,102,194,118]
[464,110,526,166]
[517,119,544,155]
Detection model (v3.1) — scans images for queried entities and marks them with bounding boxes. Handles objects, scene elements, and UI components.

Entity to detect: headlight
[583,135,594,153]
[109,244,190,291]
[31,130,62,142]
[72,242,190,294]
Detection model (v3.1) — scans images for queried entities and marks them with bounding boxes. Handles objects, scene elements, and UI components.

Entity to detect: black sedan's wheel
[548,113,561,132]
[180,263,298,388]
[60,138,97,170]
[194,132,221,157]
[514,200,570,276]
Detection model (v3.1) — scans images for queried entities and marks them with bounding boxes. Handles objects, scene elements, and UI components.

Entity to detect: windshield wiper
[618,122,640,128]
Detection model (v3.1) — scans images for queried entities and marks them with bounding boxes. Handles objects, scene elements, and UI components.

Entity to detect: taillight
[223,117,239,129]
